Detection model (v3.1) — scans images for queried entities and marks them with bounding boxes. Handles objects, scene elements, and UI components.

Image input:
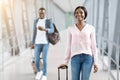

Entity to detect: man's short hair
[39,7,45,11]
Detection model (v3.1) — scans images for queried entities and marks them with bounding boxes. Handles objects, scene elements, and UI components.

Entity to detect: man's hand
[38,26,48,32]
[38,26,44,31]
[31,44,34,49]
[94,64,98,73]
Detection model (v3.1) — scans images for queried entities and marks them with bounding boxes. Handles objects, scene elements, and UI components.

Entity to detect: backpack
[48,23,60,45]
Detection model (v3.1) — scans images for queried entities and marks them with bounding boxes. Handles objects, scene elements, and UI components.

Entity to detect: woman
[59,6,98,80]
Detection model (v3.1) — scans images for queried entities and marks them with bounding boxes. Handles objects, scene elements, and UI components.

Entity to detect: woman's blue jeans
[71,53,93,80]
[34,44,49,76]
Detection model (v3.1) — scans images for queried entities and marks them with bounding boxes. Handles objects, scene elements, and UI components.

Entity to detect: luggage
[58,65,68,80]
[31,57,43,74]
[31,49,43,74]
[31,60,37,74]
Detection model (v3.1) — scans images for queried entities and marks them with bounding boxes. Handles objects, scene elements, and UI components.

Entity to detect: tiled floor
[0,30,111,80]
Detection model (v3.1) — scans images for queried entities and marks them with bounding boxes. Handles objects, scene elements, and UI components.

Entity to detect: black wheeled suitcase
[58,66,68,80]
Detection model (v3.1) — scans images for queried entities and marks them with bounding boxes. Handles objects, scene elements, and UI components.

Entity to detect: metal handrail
[99,36,120,80]
[0,33,31,71]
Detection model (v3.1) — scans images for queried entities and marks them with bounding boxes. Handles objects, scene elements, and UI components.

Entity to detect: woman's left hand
[94,64,98,73]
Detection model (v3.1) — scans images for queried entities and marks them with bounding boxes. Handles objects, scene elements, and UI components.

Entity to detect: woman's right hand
[94,64,98,73]
[58,64,68,69]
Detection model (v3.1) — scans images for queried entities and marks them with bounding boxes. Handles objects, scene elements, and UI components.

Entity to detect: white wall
[27,0,36,39]
[51,2,66,31]
[13,0,26,51]
[109,0,118,42]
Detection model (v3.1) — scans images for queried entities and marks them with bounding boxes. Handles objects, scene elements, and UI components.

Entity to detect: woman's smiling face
[74,8,85,21]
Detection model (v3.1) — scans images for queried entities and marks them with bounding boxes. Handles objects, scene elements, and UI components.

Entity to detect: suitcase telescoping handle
[58,65,68,80]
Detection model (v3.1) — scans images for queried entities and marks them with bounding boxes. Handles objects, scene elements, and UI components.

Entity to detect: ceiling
[52,0,85,13]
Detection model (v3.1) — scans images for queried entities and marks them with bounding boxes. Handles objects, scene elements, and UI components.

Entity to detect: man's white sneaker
[35,71,43,79]
[42,76,47,80]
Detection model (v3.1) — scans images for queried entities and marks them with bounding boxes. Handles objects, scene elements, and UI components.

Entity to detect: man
[31,7,54,80]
